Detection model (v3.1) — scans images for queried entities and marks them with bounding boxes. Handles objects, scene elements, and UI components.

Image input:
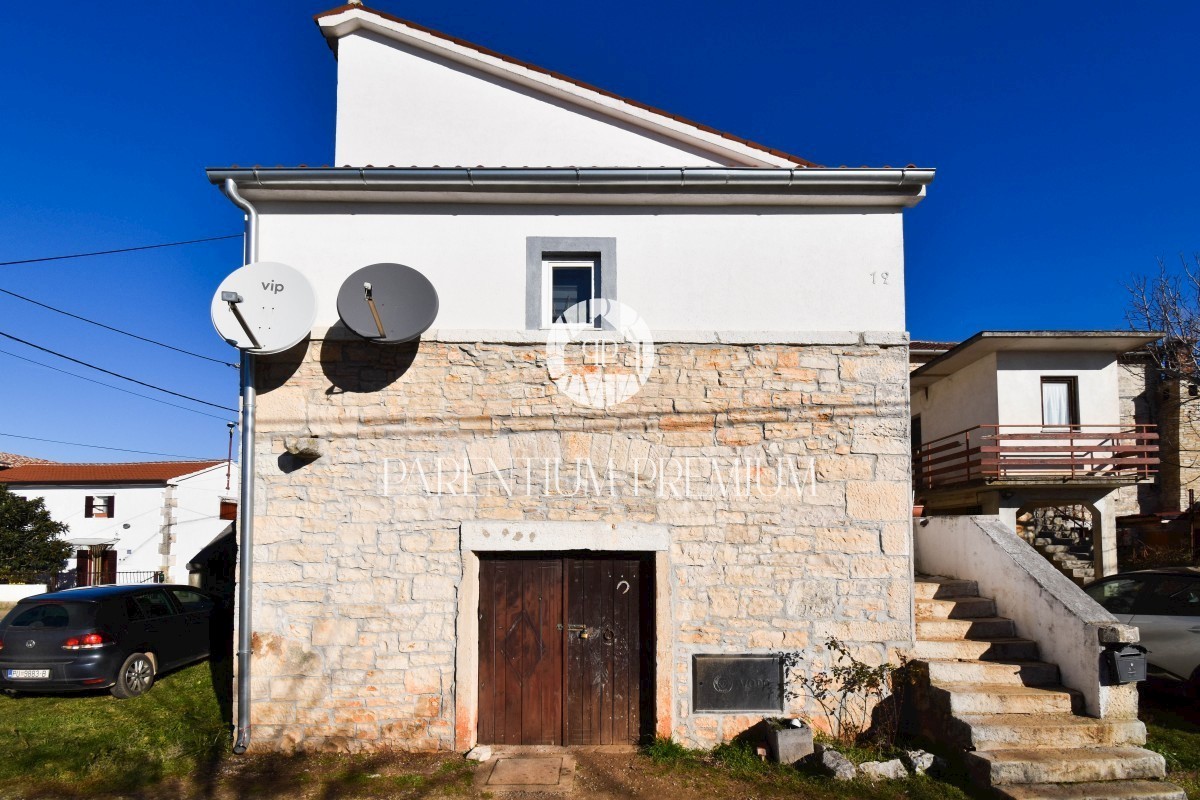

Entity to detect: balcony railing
[913,424,1159,492]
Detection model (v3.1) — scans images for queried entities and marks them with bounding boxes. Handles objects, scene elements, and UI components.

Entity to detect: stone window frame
[525,237,617,330]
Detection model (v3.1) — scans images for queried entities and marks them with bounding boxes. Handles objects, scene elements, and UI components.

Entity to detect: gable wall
[334,32,739,168]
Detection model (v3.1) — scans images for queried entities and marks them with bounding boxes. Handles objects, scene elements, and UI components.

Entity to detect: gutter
[221,178,258,756]
[206,166,935,192]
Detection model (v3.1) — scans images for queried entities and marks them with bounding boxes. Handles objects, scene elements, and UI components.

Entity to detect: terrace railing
[913,424,1158,491]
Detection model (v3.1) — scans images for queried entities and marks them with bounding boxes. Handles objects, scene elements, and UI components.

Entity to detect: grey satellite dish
[336,263,439,343]
[210,262,317,354]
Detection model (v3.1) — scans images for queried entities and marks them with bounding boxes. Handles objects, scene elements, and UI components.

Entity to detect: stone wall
[244,334,913,751]
[1114,357,1160,517]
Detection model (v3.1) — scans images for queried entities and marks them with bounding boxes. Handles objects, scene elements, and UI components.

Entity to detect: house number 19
[870,272,890,285]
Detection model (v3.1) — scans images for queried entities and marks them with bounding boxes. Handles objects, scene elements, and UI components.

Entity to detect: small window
[1084,577,1145,615]
[135,590,177,619]
[1041,377,1079,428]
[544,256,598,327]
[85,495,115,519]
[1139,576,1200,617]
[526,237,615,331]
[170,589,214,613]
[10,604,73,629]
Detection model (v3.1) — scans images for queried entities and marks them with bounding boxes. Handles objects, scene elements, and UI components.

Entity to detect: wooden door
[565,557,643,745]
[477,554,648,746]
[478,558,564,745]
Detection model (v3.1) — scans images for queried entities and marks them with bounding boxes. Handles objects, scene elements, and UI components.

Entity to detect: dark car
[1084,567,1200,694]
[0,584,220,698]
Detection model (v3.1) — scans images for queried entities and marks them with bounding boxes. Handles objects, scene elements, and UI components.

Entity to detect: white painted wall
[911,352,999,444]
[10,484,168,576]
[334,32,734,169]
[169,465,237,583]
[9,465,234,584]
[995,351,1120,427]
[0,585,44,603]
[912,350,1124,446]
[256,204,907,333]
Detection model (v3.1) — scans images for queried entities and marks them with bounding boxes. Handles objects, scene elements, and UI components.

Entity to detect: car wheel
[110,653,155,699]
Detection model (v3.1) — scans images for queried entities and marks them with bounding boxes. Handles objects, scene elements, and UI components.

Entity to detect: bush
[0,485,71,584]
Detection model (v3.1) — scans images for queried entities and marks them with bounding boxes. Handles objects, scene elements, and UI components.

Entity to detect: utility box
[1104,645,1148,685]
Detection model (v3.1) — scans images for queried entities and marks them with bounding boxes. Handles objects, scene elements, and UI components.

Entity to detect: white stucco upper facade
[252,203,909,334]
[211,8,931,338]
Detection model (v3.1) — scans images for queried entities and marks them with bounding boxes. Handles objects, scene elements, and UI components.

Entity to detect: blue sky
[0,1,1197,462]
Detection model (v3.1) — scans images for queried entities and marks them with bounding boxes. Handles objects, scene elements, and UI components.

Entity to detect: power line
[0,233,242,267]
[0,432,218,461]
[0,330,237,412]
[0,347,235,422]
[0,287,238,368]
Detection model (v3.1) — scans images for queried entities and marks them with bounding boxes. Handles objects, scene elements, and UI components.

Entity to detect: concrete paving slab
[477,755,576,793]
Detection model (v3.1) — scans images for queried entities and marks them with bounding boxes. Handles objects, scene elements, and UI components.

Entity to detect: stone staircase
[908,576,1185,799]
[1033,535,1095,586]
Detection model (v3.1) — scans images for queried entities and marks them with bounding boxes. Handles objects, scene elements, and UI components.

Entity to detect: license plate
[6,669,49,679]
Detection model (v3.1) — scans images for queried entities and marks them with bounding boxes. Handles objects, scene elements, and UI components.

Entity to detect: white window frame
[542,256,598,329]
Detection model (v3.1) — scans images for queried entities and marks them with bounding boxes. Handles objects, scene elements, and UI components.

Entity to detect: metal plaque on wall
[693,654,784,712]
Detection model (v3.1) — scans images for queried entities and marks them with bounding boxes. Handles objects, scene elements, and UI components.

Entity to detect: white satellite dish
[210,262,316,354]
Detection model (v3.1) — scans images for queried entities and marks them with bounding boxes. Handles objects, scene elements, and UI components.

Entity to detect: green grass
[0,662,226,796]
[1142,698,1200,798]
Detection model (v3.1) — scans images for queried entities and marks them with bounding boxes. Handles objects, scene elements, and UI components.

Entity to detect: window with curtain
[1041,377,1078,428]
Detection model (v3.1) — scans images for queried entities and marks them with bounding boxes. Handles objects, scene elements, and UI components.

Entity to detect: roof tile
[0,461,225,485]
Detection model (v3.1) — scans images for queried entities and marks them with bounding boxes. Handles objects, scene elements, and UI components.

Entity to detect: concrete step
[912,636,1040,662]
[917,616,1017,640]
[931,683,1082,715]
[949,714,1147,751]
[994,780,1187,800]
[914,595,997,619]
[1040,544,1071,554]
[925,659,1060,687]
[967,747,1167,786]
[914,576,979,600]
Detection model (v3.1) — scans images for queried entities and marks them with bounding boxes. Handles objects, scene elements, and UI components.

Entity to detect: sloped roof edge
[0,461,226,486]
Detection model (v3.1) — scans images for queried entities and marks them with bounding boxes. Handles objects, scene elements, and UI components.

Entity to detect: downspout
[223,178,257,755]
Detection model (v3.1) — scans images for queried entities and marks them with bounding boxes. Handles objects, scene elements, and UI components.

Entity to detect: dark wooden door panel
[478,558,563,745]
[565,557,642,745]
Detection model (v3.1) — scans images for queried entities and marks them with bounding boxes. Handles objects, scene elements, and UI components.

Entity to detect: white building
[1,461,236,585]
[910,331,1161,579]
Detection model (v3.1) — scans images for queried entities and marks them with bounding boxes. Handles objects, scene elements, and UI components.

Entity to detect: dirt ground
[158,745,972,800]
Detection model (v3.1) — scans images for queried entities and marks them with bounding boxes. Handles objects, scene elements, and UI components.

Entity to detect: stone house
[1,461,236,585]
[208,4,933,752]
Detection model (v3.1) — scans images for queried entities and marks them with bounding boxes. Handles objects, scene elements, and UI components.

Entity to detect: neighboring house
[1,461,236,586]
[0,452,54,470]
[910,331,1162,581]
[207,4,933,751]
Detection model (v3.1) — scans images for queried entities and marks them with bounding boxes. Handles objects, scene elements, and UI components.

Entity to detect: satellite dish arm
[222,292,262,350]
[363,282,387,339]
